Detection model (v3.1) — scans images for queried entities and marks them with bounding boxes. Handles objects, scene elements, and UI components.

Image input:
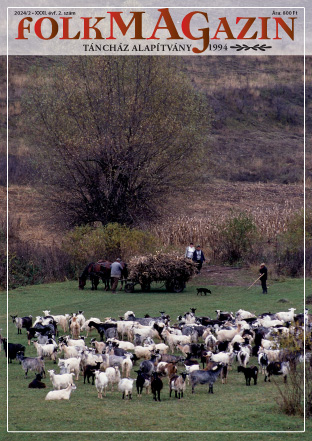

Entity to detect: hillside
[3,55,310,185]
[183,56,308,184]
[1,55,310,250]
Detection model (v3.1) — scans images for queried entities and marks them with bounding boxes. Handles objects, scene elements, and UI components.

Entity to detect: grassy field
[1,276,311,440]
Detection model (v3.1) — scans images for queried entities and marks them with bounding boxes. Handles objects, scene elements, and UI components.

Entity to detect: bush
[214,211,258,265]
[274,209,311,277]
[273,332,307,417]
[7,242,75,290]
[275,368,305,416]
[62,223,158,273]
[1,213,76,290]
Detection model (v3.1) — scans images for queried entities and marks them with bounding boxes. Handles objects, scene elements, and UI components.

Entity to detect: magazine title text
[15,8,297,54]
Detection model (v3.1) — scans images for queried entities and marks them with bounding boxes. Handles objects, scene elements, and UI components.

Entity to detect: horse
[78,261,128,291]
[78,261,111,291]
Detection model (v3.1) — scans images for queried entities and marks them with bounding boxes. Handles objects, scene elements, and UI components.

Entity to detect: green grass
[1,278,311,439]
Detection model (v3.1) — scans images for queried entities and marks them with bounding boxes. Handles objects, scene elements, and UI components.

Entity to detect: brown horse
[78,261,128,291]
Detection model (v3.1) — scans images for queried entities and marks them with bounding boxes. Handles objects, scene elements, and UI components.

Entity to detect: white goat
[275,308,296,323]
[216,324,242,342]
[106,338,135,351]
[45,384,76,401]
[59,343,82,359]
[154,343,169,354]
[33,341,58,362]
[58,357,81,381]
[258,318,284,328]
[209,351,235,366]
[205,334,217,351]
[235,309,256,320]
[116,321,137,341]
[118,378,134,399]
[162,329,191,353]
[43,311,69,333]
[105,365,121,391]
[47,369,75,390]
[258,348,281,363]
[95,371,109,399]
[64,336,86,348]
[121,354,133,378]
[134,346,153,360]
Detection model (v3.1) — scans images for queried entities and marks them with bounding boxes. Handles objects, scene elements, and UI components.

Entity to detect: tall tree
[23,56,212,227]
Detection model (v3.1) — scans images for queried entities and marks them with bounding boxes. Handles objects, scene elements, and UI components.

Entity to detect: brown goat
[70,317,80,340]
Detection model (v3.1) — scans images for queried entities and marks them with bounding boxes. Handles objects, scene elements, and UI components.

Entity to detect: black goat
[88,321,117,341]
[28,374,46,389]
[10,315,33,334]
[215,310,234,322]
[183,353,199,370]
[84,362,101,385]
[237,365,258,386]
[218,340,230,353]
[135,369,151,396]
[258,353,269,374]
[2,339,25,363]
[140,353,161,376]
[27,323,57,344]
[265,361,289,383]
[151,372,163,401]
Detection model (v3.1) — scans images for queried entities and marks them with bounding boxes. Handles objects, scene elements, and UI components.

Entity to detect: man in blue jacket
[192,245,205,274]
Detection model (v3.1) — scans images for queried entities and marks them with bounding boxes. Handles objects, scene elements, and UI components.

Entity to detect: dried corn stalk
[128,253,197,285]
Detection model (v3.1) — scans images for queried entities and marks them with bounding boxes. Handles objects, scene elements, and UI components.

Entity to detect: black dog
[196,287,212,296]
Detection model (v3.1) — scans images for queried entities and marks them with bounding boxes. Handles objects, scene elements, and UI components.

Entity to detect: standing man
[111,258,123,294]
[185,242,195,259]
[259,263,268,294]
[192,245,206,274]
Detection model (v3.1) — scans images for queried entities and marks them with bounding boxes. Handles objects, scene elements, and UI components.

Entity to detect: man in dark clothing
[192,245,206,274]
[259,263,268,294]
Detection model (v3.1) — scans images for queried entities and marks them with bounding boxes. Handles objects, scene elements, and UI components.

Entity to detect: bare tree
[23,56,212,227]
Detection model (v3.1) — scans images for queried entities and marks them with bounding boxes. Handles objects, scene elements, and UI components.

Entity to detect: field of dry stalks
[150,181,304,251]
[2,180,304,255]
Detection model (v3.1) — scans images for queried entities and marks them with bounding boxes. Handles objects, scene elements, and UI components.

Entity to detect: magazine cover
[1,0,311,439]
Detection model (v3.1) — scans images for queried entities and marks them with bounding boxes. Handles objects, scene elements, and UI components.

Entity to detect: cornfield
[149,204,298,258]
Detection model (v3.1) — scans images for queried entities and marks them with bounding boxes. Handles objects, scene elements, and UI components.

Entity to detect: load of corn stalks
[128,252,197,286]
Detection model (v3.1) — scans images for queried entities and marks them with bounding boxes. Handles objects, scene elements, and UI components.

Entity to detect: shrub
[273,332,307,417]
[62,223,158,273]
[7,242,75,290]
[2,213,76,289]
[214,211,258,265]
[274,209,311,277]
[275,367,305,416]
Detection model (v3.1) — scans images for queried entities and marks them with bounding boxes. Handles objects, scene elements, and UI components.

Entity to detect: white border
[6,4,306,434]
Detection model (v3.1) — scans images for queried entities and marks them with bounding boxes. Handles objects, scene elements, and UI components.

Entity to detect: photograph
[1,1,311,439]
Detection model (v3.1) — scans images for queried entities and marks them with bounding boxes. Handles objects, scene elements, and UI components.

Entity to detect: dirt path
[194,264,256,287]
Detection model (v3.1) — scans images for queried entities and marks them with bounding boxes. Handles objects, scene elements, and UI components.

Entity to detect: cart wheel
[140,282,151,292]
[124,283,135,293]
[172,280,185,293]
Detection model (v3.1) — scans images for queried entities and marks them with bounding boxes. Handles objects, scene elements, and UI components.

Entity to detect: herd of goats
[3,305,311,402]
